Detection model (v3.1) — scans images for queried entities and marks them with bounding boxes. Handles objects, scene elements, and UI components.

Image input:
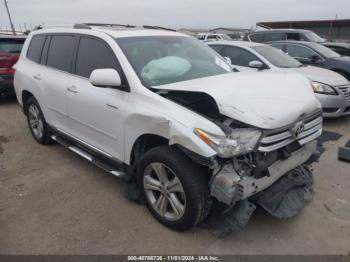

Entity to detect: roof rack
[33,23,175,32]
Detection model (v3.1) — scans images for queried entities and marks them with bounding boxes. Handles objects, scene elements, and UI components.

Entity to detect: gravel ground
[0,98,349,255]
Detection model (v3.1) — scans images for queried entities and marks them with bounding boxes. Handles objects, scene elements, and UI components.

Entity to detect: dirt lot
[0,98,350,255]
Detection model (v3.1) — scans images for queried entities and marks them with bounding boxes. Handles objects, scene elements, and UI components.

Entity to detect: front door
[66,36,129,161]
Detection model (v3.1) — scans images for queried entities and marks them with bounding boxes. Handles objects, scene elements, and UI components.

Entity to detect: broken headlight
[194,128,262,158]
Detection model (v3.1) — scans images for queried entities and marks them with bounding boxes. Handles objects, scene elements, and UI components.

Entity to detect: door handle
[33,74,41,81]
[67,86,78,94]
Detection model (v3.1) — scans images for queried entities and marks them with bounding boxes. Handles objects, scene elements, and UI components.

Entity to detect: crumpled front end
[206,110,322,237]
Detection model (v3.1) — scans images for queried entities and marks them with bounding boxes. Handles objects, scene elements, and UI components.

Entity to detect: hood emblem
[291,121,305,138]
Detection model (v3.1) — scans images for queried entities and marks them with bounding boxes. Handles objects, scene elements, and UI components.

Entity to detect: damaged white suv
[14,24,322,232]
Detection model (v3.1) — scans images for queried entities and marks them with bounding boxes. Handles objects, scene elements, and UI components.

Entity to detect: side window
[270,43,284,51]
[209,45,225,56]
[224,46,260,67]
[207,35,217,40]
[26,35,46,63]
[197,35,205,41]
[249,34,264,43]
[287,33,301,41]
[264,33,285,42]
[47,35,76,72]
[75,37,121,79]
[285,44,318,59]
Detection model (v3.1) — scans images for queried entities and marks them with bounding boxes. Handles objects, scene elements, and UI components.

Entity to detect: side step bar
[51,135,130,180]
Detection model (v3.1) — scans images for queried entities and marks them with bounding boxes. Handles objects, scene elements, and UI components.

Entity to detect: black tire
[25,96,53,145]
[137,145,211,231]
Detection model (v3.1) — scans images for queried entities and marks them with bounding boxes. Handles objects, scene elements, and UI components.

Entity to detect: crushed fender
[252,166,314,219]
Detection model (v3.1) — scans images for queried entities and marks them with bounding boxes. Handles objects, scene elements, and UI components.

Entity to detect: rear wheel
[25,96,53,145]
[137,145,211,231]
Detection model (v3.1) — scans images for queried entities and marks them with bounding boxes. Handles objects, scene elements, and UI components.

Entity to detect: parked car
[269,41,350,81]
[14,24,322,231]
[208,41,350,117]
[324,42,350,56]
[196,33,232,42]
[244,29,326,44]
[0,34,26,99]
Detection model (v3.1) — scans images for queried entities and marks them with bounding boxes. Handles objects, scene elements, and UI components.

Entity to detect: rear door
[40,34,76,132]
[66,36,130,160]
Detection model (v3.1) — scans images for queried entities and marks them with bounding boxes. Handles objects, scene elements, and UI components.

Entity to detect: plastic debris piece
[206,200,256,238]
[253,166,314,219]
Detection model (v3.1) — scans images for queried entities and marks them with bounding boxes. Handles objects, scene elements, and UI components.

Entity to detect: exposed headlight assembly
[312,82,337,95]
[194,128,262,158]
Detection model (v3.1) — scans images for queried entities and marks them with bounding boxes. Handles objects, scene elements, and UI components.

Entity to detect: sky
[1,0,350,30]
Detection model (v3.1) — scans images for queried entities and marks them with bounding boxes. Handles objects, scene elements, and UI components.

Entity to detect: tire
[25,96,53,145]
[137,145,211,231]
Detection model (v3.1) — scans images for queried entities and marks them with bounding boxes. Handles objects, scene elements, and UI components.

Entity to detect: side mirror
[89,69,121,88]
[224,57,232,65]
[249,60,264,69]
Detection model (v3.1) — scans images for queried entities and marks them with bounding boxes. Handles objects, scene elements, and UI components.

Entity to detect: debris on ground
[338,139,350,162]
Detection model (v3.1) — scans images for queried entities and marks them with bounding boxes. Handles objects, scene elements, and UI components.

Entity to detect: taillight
[0,53,19,75]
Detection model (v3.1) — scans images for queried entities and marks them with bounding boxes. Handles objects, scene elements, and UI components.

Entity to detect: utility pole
[3,0,16,35]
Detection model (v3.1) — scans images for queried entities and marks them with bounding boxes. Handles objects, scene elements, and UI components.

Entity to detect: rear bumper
[0,74,15,97]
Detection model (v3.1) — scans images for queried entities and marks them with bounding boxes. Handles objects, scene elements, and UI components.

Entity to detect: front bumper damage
[207,140,317,237]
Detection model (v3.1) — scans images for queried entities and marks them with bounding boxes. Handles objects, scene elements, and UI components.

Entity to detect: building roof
[257,19,350,29]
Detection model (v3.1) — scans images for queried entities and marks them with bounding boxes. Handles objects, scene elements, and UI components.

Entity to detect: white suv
[14,24,322,231]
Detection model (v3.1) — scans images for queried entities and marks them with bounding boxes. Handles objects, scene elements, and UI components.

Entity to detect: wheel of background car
[137,145,211,231]
[25,96,53,145]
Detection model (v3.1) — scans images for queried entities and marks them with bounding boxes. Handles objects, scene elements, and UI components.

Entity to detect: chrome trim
[258,113,322,152]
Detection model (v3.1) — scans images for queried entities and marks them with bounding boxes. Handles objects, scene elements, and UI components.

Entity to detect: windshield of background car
[307,42,341,58]
[252,45,302,68]
[116,36,231,86]
[0,39,24,53]
[303,31,325,43]
[220,34,232,40]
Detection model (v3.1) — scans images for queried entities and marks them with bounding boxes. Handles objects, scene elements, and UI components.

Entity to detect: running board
[51,135,129,180]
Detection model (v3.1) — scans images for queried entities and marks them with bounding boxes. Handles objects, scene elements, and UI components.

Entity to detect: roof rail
[73,23,92,29]
[84,23,136,28]
[143,25,175,32]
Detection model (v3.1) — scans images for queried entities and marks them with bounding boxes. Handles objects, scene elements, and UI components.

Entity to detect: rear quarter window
[27,35,46,63]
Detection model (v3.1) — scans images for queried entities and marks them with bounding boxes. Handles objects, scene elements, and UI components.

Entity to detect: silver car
[208,41,350,117]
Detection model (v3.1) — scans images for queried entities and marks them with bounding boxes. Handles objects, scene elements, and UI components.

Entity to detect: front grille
[258,111,322,152]
[338,84,350,100]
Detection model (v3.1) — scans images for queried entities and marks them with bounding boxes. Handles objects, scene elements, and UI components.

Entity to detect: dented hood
[156,72,321,130]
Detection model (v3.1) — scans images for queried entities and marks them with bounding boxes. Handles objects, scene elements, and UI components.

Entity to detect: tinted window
[27,35,46,63]
[327,46,347,56]
[75,37,120,78]
[224,46,260,67]
[47,35,76,72]
[264,33,285,42]
[285,44,322,61]
[270,43,284,50]
[207,35,217,40]
[249,34,264,43]
[306,42,340,58]
[0,39,24,53]
[197,35,205,40]
[252,46,302,68]
[209,45,225,55]
[287,33,301,41]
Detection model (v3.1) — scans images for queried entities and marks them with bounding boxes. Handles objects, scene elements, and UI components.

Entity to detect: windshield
[252,45,302,68]
[0,40,24,53]
[116,36,231,86]
[307,42,341,58]
[303,31,325,43]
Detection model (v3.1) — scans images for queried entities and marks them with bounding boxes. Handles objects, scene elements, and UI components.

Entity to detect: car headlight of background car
[194,128,262,158]
[312,82,337,95]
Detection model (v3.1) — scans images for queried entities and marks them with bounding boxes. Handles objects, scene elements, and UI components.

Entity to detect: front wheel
[137,145,211,231]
